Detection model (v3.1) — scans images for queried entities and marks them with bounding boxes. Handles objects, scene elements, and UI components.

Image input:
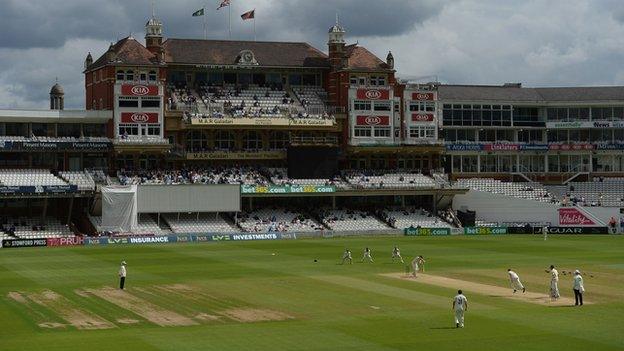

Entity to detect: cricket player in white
[341,249,353,265]
[507,269,525,293]
[546,265,560,300]
[411,256,426,277]
[392,246,404,263]
[453,290,468,328]
[542,226,549,241]
[119,261,127,290]
[362,247,373,263]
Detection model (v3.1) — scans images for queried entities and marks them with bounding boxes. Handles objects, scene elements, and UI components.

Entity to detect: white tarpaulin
[101,185,138,232]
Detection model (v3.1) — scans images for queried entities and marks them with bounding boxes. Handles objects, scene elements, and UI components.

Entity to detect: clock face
[242,52,253,62]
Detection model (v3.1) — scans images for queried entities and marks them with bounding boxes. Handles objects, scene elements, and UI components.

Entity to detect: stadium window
[116,70,125,81]
[141,98,160,108]
[579,108,590,121]
[84,123,106,137]
[126,70,134,81]
[118,97,139,108]
[215,130,234,149]
[373,101,391,111]
[93,72,97,83]
[148,71,157,81]
[58,123,81,138]
[269,131,289,150]
[349,76,357,85]
[289,74,302,86]
[614,107,624,120]
[118,124,139,136]
[243,131,263,150]
[146,125,160,136]
[409,102,434,112]
[353,100,371,111]
[373,127,391,138]
[139,72,147,81]
[186,130,209,152]
[354,127,371,137]
[31,123,51,137]
[358,77,366,86]
[5,123,28,137]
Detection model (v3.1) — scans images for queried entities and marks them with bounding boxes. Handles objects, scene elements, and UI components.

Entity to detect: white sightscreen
[137,184,241,213]
[101,185,138,232]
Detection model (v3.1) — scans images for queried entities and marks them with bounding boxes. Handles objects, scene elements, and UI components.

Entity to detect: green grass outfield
[1,235,623,351]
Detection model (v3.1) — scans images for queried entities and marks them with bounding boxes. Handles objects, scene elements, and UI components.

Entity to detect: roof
[88,37,158,71]
[162,39,329,68]
[50,83,64,95]
[343,44,391,71]
[438,84,624,103]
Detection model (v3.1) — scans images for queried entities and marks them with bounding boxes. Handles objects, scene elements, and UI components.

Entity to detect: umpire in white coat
[119,261,127,290]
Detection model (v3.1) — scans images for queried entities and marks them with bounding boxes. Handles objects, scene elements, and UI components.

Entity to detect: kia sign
[411,113,434,122]
[121,84,158,96]
[356,115,390,126]
[120,112,159,124]
[356,89,390,100]
[558,208,596,226]
[411,92,435,101]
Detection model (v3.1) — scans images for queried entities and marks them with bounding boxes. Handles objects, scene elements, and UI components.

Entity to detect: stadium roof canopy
[438,84,624,102]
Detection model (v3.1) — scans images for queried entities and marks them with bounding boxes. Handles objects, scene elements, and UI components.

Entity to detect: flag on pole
[217,0,230,10]
[192,8,204,16]
[241,9,255,20]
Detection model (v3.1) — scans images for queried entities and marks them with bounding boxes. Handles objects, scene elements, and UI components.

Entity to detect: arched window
[215,130,234,150]
[139,71,147,81]
[243,131,263,150]
[148,70,157,81]
[116,70,125,81]
[269,131,289,150]
[186,130,209,152]
[126,70,134,81]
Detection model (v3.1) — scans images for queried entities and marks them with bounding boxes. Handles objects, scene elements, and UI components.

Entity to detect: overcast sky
[1,0,624,109]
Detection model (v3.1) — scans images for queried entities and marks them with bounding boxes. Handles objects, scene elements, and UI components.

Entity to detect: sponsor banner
[520,144,549,151]
[356,89,390,100]
[231,233,282,241]
[483,144,520,152]
[404,227,451,236]
[189,118,335,127]
[546,121,624,129]
[537,226,608,234]
[549,143,594,151]
[411,92,435,101]
[445,144,483,151]
[121,84,159,96]
[47,236,84,247]
[241,184,336,194]
[0,185,78,195]
[464,227,508,235]
[355,115,390,126]
[128,236,169,244]
[120,112,159,124]
[558,208,596,225]
[2,238,48,248]
[0,141,111,151]
[594,143,624,151]
[187,150,286,160]
[411,113,435,122]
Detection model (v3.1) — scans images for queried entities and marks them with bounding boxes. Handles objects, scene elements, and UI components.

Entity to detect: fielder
[507,269,525,293]
[546,265,560,300]
[341,249,353,265]
[452,290,468,328]
[361,247,374,263]
[392,245,404,263]
[118,261,127,290]
[542,225,549,241]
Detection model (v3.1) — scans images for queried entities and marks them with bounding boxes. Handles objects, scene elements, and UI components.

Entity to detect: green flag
[192,8,204,17]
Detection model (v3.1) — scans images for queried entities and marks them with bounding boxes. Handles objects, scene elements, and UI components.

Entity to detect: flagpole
[203,5,207,39]
[228,2,232,39]
[253,11,256,42]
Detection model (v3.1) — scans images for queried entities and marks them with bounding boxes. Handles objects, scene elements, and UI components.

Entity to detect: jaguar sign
[121,84,158,96]
[356,89,390,100]
[120,112,159,124]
